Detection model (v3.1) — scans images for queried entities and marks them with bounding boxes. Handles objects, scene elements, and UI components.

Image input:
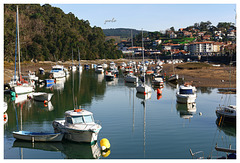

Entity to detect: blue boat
[13,131,63,142]
[45,79,55,87]
[84,64,90,70]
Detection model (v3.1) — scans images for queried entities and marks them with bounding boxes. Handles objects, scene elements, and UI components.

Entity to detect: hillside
[4,4,122,62]
[103,28,147,38]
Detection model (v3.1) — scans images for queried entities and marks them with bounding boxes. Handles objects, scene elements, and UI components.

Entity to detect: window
[66,117,73,124]
[84,115,94,123]
[72,116,84,124]
[180,89,193,94]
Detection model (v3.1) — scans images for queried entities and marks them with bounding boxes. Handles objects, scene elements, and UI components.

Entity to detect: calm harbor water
[4,70,236,159]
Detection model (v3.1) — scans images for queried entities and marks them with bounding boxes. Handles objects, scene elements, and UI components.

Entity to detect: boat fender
[44,100,48,107]
[100,138,110,151]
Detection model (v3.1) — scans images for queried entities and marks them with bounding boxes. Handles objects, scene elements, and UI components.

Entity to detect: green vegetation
[4,4,123,62]
[103,28,143,38]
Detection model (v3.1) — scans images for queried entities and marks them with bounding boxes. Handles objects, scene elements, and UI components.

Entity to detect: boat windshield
[71,115,94,124]
[180,89,194,94]
[52,68,63,71]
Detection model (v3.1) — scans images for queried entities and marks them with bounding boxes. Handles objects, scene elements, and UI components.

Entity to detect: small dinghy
[12,131,63,142]
[33,92,53,102]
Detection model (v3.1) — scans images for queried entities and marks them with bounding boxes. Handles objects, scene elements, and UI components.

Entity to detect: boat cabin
[64,109,95,125]
[179,85,196,95]
[50,65,64,72]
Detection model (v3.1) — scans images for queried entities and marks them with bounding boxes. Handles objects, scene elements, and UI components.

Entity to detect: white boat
[52,109,102,143]
[216,105,236,123]
[152,75,164,86]
[95,65,104,74]
[72,65,77,72]
[13,131,63,142]
[10,6,34,95]
[102,63,108,69]
[28,71,38,81]
[105,70,115,81]
[136,29,152,94]
[33,92,53,102]
[136,83,152,94]
[124,73,138,83]
[13,84,34,95]
[168,74,179,83]
[50,65,66,78]
[109,62,116,69]
[176,84,197,104]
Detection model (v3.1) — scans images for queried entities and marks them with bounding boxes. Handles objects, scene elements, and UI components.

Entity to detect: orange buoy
[157,88,162,95]
[74,109,82,112]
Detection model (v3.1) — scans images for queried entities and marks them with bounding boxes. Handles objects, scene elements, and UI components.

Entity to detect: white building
[189,42,214,56]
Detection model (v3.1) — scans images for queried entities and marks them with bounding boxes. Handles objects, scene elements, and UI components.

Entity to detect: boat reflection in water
[176,102,197,119]
[12,140,101,159]
[33,101,54,111]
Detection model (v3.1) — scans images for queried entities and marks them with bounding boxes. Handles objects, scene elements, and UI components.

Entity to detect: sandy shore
[4,59,236,88]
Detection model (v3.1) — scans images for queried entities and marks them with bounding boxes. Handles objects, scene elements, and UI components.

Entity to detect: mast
[14,6,18,81]
[17,6,21,77]
[142,29,145,85]
[72,48,74,66]
[78,47,80,66]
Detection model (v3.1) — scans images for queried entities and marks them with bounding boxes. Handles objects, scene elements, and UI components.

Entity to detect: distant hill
[4,4,122,62]
[103,28,145,38]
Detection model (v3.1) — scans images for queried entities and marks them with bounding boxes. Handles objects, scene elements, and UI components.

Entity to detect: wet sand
[4,59,236,88]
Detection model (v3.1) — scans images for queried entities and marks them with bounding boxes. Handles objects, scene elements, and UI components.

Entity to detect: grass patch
[176,62,212,70]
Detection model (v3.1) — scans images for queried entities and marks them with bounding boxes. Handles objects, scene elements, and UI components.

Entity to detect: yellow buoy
[100,138,110,150]
[101,149,111,158]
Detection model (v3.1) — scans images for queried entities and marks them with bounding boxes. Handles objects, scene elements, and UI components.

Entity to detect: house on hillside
[153,40,162,46]
[162,43,181,51]
[189,41,214,56]
[169,32,177,38]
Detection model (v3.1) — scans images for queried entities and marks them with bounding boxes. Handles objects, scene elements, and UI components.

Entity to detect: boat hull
[125,76,138,83]
[216,110,236,124]
[136,84,152,94]
[52,121,100,143]
[45,79,55,87]
[52,71,65,78]
[105,75,114,81]
[13,131,63,142]
[176,94,196,104]
[13,85,33,94]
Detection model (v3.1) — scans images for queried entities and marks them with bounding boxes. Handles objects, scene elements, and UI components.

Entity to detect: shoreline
[4,59,236,88]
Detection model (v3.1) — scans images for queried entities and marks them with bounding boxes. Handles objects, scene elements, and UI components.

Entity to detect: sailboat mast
[78,47,80,66]
[17,5,21,77]
[14,6,18,81]
[142,29,145,85]
[72,48,73,66]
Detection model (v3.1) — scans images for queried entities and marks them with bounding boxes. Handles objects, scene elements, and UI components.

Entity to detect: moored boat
[12,131,63,142]
[52,109,102,143]
[105,70,115,81]
[95,65,104,74]
[45,79,55,87]
[124,73,138,83]
[50,65,65,78]
[33,92,53,102]
[176,83,196,104]
[216,105,236,124]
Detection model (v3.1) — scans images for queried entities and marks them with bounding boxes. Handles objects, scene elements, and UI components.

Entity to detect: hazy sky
[51,3,236,31]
